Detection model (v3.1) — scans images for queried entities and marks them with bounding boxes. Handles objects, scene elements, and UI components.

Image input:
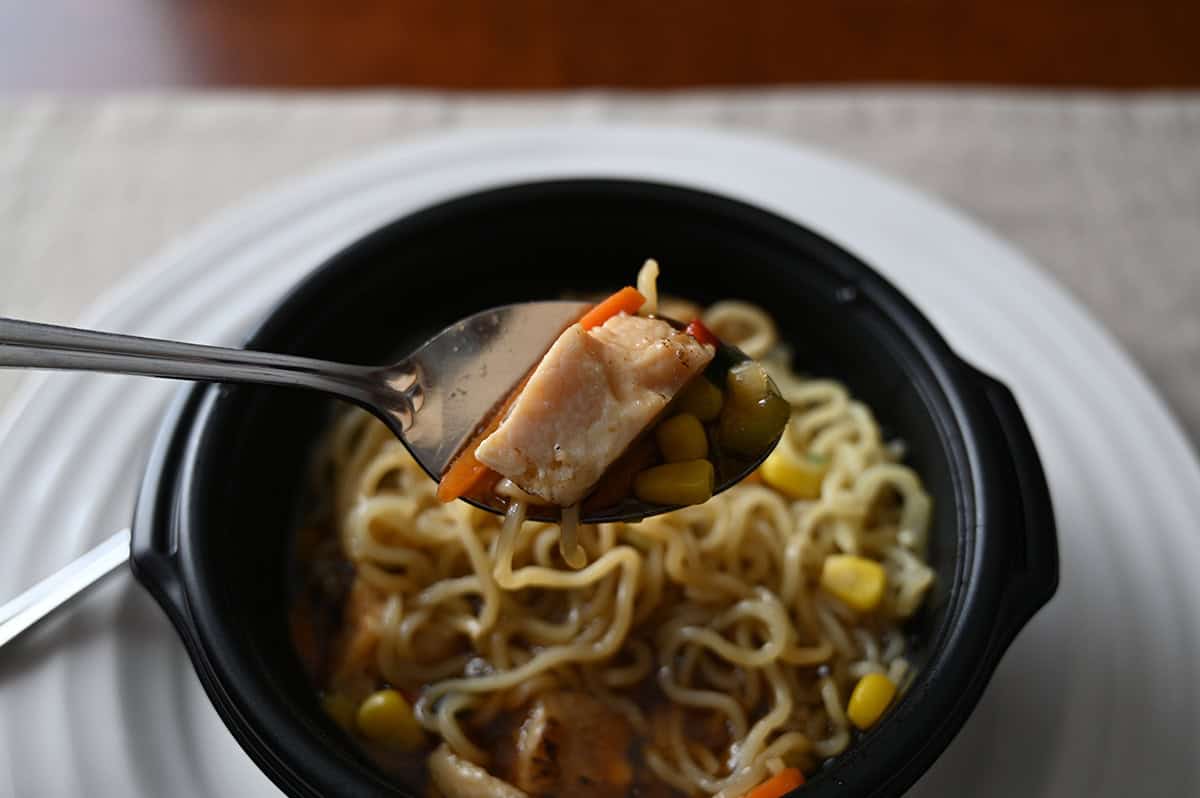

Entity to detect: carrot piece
[437,369,539,502]
[741,767,805,798]
[579,286,646,330]
[436,450,492,502]
[685,318,720,348]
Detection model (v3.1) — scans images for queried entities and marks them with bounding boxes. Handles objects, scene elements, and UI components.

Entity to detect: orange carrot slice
[741,768,805,798]
[579,286,646,330]
[437,369,538,502]
[436,450,493,503]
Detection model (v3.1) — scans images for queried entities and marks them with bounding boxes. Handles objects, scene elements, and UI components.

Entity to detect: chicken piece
[428,744,530,798]
[506,691,634,798]
[475,314,714,506]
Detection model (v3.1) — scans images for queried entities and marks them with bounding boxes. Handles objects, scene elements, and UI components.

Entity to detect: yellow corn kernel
[847,673,897,730]
[820,554,887,612]
[634,460,714,506]
[760,438,828,499]
[656,413,709,462]
[675,377,724,422]
[356,689,425,751]
[322,693,357,731]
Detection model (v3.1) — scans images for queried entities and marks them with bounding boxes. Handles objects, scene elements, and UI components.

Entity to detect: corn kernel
[634,460,715,506]
[356,689,425,751]
[820,554,887,612]
[847,673,897,730]
[760,438,827,499]
[656,413,709,462]
[675,377,724,422]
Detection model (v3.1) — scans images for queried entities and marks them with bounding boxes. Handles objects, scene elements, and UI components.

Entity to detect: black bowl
[130,179,1058,798]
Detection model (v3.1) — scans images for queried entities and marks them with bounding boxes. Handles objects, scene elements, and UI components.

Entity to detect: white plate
[1,125,1197,797]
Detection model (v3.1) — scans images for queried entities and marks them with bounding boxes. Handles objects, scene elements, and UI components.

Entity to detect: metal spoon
[0,304,588,505]
[0,306,775,520]
[0,305,775,648]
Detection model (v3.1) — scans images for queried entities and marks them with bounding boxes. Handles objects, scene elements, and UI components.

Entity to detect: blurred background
[1,1,1198,440]
[2,0,1198,89]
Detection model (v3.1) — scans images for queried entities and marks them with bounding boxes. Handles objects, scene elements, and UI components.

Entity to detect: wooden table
[3,0,1198,90]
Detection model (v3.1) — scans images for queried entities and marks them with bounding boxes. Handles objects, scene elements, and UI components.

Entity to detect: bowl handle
[129,526,193,639]
[967,365,1060,653]
[128,388,207,655]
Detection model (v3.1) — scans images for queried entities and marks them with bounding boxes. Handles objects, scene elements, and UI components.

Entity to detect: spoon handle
[0,529,131,649]
[0,317,378,404]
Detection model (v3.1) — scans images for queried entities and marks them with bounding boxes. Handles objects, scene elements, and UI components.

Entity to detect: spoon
[0,306,771,522]
[0,305,777,648]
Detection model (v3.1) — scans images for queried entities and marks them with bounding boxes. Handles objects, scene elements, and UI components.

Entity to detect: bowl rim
[131,177,1058,798]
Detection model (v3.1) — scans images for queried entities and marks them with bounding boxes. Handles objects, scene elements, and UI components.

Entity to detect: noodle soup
[290,299,934,798]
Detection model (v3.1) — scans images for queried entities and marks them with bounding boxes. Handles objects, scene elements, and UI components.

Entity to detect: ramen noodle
[291,294,934,798]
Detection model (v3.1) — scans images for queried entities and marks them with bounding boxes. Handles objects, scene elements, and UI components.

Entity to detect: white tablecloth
[2,91,1198,443]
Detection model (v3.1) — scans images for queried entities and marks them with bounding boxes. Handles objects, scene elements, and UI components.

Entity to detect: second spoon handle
[0,317,376,404]
[0,528,131,649]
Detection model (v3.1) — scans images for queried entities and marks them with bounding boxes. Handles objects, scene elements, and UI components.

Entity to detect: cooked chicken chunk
[507,692,634,798]
[475,314,714,506]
